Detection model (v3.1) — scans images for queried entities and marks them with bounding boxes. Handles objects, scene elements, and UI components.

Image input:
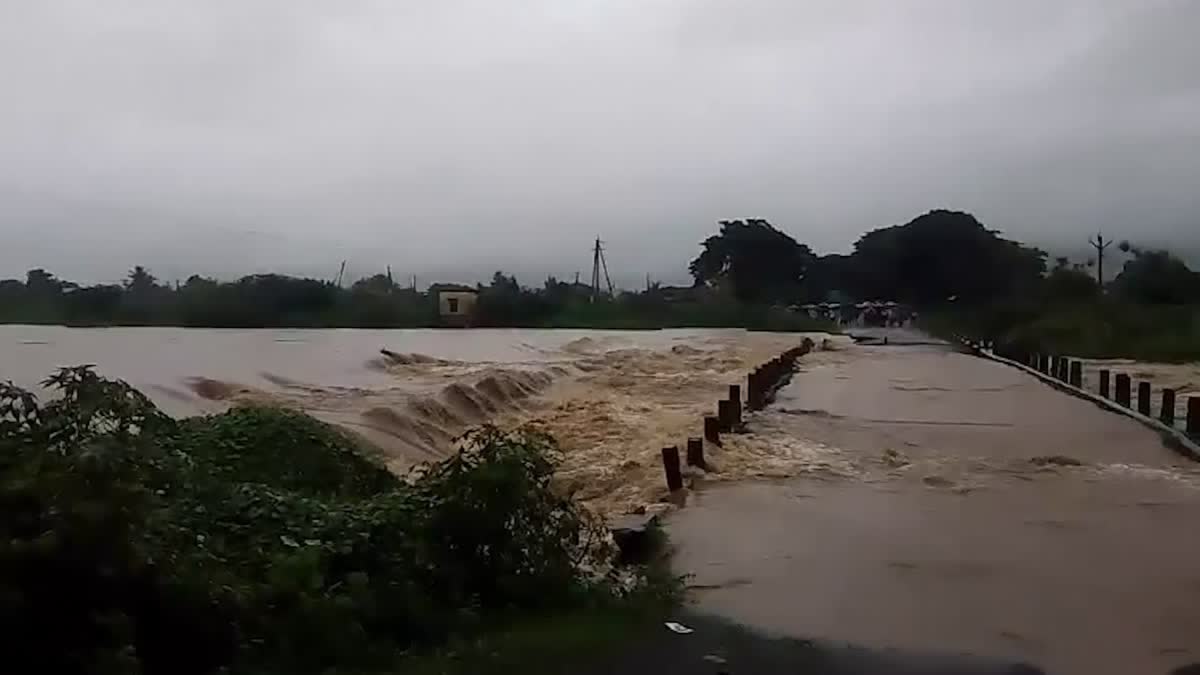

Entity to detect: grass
[400,605,664,675]
[400,520,683,675]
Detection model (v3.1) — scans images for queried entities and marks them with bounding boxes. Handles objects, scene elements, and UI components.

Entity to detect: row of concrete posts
[966,339,1200,438]
[661,338,816,491]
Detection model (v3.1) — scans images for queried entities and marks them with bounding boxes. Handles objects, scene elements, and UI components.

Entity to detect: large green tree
[849,210,1045,306]
[689,219,816,304]
[1112,245,1199,304]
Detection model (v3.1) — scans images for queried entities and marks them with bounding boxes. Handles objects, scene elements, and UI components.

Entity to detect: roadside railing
[659,337,816,492]
[955,337,1200,456]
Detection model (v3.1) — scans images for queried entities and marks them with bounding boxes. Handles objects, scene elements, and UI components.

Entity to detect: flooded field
[671,344,1200,675]
[0,325,839,514]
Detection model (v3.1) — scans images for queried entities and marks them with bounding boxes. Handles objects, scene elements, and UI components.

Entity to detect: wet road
[669,341,1200,675]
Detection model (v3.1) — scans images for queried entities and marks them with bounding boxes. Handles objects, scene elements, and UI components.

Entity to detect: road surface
[668,339,1200,675]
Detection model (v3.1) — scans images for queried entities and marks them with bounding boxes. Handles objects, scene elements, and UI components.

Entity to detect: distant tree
[803,254,854,303]
[848,210,1046,306]
[0,279,23,299]
[473,271,553,327]
[541,276,587,309]
[125,266,160,294]
[25,268,72,296]
[350,274,397,295]
[63,285,125,324]
[120,266,171,324]
[689,219,816,304]
[1112,247,1199,305]
[1044,262,1099,302]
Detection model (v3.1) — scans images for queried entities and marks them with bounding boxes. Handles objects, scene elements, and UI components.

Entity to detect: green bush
[175,406,397,498]
[0,368,638,675]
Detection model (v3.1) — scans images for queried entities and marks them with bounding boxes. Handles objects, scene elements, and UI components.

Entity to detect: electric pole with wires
[1089,233,1111,289]
[590,237,614,302]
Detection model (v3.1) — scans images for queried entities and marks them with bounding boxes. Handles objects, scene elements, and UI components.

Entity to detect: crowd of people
[794,301,916,328]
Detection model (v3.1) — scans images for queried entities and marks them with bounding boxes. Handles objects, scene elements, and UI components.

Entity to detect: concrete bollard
[1137,382,1152,416]
[703,415,722,446]
[1162,389,1177,426]
[1115,374,1131,408]
[661,446,683,492]
[1189,397,1200,436]
[1040,354,1051,375]
[765,360,780,399]
[1069,361,1082,388]
[717,399,734,433]
[747,371,762,411]
[729,384,742,427]
[686,437,705,470]
[1099,370,1111,398]
[1058,358,1069,382]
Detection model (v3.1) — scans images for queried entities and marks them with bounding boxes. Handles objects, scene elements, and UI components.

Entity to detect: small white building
[429,284,478,325]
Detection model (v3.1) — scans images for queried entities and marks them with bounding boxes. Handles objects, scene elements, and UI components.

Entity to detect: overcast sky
[2,0,1198,287]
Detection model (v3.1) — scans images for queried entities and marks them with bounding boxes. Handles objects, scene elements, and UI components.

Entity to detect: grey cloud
[1,0,1197,287]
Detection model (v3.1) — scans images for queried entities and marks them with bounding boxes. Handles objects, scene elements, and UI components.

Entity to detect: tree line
[2,209,1198,336]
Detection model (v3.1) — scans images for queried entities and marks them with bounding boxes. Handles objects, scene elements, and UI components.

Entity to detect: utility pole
[1088,233,1111,288]
[590,237,614,302]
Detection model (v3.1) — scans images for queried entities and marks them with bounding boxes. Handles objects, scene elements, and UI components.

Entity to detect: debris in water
[1030,455,1084,467]
[922,475,956,488]
[665,621,694,634]
[882,448,910,468]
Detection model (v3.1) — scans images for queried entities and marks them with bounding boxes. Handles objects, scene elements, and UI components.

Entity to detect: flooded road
[670,343,1200,675]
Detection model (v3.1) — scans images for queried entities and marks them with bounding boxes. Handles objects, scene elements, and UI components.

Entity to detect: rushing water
[0,324,838,513]
[1,325,715,409]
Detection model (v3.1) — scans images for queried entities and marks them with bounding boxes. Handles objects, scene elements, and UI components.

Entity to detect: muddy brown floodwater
[670,342,1200,675]
[0,325,842,514]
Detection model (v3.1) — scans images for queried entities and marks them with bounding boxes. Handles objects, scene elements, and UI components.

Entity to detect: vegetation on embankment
[833,214,1200,363]
[0,367,680,675]
[927,299,1200,363]
[923,244,1200,363]
[0,267,833,332]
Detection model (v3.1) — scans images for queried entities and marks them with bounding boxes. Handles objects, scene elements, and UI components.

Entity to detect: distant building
[428,283,478,326]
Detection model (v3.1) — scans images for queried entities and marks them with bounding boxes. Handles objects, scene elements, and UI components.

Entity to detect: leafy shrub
[0,368,630,675]
[175,406,397,498]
